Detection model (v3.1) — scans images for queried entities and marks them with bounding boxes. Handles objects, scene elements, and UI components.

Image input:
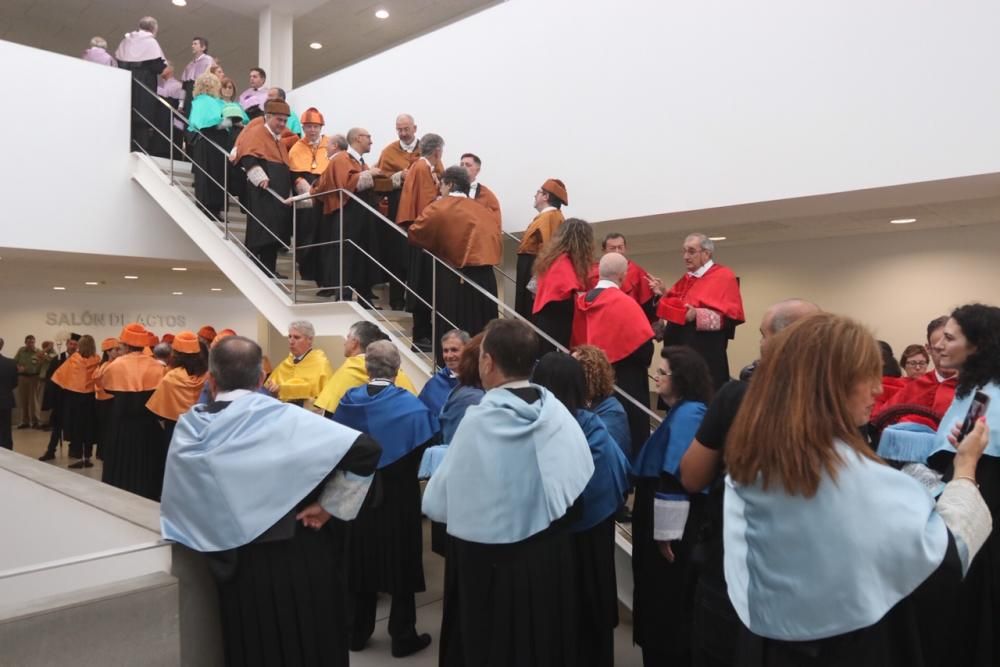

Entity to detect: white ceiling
[0,0,497,87]
[0,248,233,297]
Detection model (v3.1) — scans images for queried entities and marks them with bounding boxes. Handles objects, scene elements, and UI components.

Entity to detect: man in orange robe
[460,153,502,222]
[288,107,330,283]
[101,323,169,500]
[397,133,445,351]
[409,165,501,345]
[309,127,382,300]
[650,233,745,389]
[587,233,656,322]
[51,335,101,467]
[374,115,444,310]
[572,252,655,456]
[515,178,567,319]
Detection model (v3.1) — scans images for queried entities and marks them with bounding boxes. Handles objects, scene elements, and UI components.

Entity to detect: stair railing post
[291,203,298,302]
[223,157,229,235]
[339,191,345,300]
[169,117,175,185]
[431,257,437,358]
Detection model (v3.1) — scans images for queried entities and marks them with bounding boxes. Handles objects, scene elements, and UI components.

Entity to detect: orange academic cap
[147,333,160,347]
[541,178,568,206]
[300,107,324,126]
[119,323,149,347]
[172,331,201,354]
[198,326,217,342]
[161,333,175,344]
[101,337,118,352]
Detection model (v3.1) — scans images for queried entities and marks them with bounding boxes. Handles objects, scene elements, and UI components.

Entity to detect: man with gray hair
[678,297,819,667]
[82,36,116,66]
[264,320,334,405]
[649,232,745,389]
[314,321,417,414]
[115,17,167,152]
[397,133,446,351]
[330,339,438,656]
[417,329,469,416]
[161,335,383,664]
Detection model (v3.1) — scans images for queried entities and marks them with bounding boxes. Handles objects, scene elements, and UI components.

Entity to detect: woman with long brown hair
[531,218,593,351]
[724,312,992,666]
[51,334,101,468]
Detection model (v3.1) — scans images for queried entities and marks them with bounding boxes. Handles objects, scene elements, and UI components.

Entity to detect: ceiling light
[172,267,188,271]
[172,291,184,296]
[890,217,917,225]
[375,9,390,19]
[124,275,139,279]
[309,42,323,50]
[709,236,727,241]
[85,281,99,286]
[210,287,223,292]
[172,0,187,6]
[53,286,66,291]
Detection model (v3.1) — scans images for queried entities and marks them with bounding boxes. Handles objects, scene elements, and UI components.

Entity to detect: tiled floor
[9,427,644,666]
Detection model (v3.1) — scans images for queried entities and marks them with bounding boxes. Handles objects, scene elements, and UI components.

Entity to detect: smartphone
[957,391,991,441]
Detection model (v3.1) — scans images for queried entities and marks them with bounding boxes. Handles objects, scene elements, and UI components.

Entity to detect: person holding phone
[724,312,992,667]
[925,303,1000,666]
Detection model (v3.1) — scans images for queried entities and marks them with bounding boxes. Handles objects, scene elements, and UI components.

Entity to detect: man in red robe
[650,233,744,389]
[572,252,655,456]
[587,232,656,322]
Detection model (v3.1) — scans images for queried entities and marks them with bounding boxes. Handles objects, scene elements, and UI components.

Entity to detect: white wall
[0,290,259,349]
[0,39,206,262]
[634,223,1000,374]
[290,0,1000,232]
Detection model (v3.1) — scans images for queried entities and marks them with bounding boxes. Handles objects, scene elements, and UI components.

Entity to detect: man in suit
[0,338,18,449]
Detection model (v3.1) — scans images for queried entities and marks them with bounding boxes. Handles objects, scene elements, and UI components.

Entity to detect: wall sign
[44,312,188,329]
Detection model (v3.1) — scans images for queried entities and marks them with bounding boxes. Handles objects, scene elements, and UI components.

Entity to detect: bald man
[373,115,444,310]
[678,298,820,667]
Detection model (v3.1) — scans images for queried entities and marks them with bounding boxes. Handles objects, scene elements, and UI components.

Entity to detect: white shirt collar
[448,192,468,198]
[689,258,715,278]
[347,146,364,162]
[368,379,394,386]
[497,379,532,389]
[537,206,557,215]
[214,388,254,402]
[400,138,417,152]
[469,182,479,197]
[595,279,619,289]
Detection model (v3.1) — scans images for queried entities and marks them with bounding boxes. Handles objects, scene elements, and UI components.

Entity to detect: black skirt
[346,446,426,594]
[101,391,167,501]
[61,389,97,451]
[439,526,580,667]
[573,516,619,667]
[210,522,351,667]
[632,478,705,660]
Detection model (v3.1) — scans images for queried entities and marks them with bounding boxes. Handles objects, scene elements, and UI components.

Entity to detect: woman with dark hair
[573,343,631,459]
[51,335,101,468]
[631,345,713,667]
[531,218,594,351]
[880,340,903,378]
[925,303,1000,666]
[146,331,208,445]
[725,312,991,667]
[900,343,931,379]
[532,352,630,667]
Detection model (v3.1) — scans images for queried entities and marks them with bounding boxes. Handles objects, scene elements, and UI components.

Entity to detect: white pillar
[258,7,294,90]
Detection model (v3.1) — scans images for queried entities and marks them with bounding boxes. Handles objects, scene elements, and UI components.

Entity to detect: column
[259,7,294,89]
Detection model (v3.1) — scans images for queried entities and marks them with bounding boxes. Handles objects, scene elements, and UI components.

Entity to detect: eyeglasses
[905,359,929,368]
[655,368,672,376]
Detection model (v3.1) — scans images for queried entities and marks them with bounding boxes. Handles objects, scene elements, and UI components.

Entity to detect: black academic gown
[101,390,166,500]
[338,195,382,301]
[514,253,536,320]
[192,127,229,220]
[435,263,498,343]
[663,320,734,390]
[291,172,321,283]
[151,94,182,159]
[438,386,583,667]
[203,399,383,667]
[573,515,619,667]
[240,155,292,272]
[534,297,574,354]
[118,57,167,152]
[381,189,409,309]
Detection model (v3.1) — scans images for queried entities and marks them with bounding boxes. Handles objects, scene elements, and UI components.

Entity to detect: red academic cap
[541,178,568,206]
[198,326,217,342]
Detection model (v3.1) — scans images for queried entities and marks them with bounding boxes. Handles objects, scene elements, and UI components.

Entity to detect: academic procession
[4,3,1000,666]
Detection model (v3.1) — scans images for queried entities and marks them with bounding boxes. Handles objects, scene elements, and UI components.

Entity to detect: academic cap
[198,326,217,342]
[119,323,149,347]
[162,333,175,344]
[101,337,118,352]
[541,178,568,206]
[300,107,324,126]
[69,332,82,342]
[264,99,291,117]
[172,331,201,354]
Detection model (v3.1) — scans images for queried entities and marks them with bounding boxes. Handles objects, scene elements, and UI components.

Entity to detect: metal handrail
[130,82,662,425]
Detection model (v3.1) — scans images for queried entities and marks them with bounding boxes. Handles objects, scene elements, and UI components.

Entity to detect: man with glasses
[514,178,568,319]
[648,233,744,389]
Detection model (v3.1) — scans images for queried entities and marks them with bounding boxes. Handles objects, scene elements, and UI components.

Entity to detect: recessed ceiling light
[172,291,184,296]
[890,217,917,225]
[709,236,727,241]
[375,8,390,19]
[210,287,223,292]
[172,0,186,6]
[85,281,99,286]
[53,286,66,291]
[124,275,139,280]
[172,267,188,271]
[309,42,323,50]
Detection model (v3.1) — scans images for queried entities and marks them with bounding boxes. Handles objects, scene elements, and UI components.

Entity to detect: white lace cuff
[936,478,992,575]
[357,171,374,191]
[318,471,373,521]
[391,170,404,188]
[246,165,267,187]
[653,493,690,541]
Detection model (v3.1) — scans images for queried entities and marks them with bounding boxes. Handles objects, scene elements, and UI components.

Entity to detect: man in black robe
[38,334,80,461]
[114,16,167,153]
[160,336,382,667]
[235,99,294,276]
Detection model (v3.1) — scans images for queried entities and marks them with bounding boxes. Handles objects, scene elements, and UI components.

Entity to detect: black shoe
[316,288,340,299]
[69,460,89,469]
[274,272,289,280]
[614,507,633,523]
[389,303,405,311]
[17,423,29,429]
[32,423,43,430]
[349,635,370,652]
[391,633,431,658]
[38,452,56,462]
